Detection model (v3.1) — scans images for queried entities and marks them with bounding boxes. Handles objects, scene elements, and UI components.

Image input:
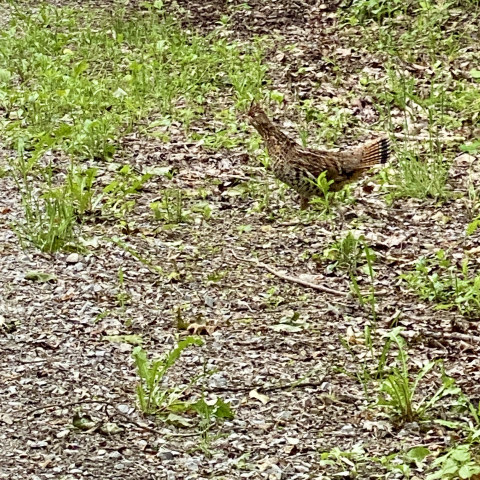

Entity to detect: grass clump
[341,327,461,424]
[402,250,480,317]
[0,3,265,160]
[319,231,375,274]
[10,140,79,252]
[1,2,266,252]
[339,1,480,201]
[297,99,358,147]
[132,338,234,430]
[150,189,192,225]
[381,146,450,201]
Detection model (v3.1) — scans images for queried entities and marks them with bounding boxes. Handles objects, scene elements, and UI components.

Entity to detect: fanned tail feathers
[360,137,390,168]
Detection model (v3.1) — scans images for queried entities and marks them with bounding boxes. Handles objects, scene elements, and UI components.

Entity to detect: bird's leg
[300,197,310,210]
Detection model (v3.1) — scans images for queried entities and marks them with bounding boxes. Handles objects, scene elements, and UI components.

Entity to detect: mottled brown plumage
[248,103,390,209]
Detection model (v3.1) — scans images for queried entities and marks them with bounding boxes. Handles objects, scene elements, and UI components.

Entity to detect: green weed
[343,0,407,25]
[375,65,451,201]
[132,339,234,429]
[402,250,480,317]
[319,231,375,274]
[465,175,480,235]
[0,3,265,160]
[299,99,357,146]
[427,444,480,480]
[133,338,203,416]
[116,266,131,311]
[16,184,77,253]
[339,324,393,400]
[150,189,191,224]
[102,165,152,217]
[386,147,450,201]
[67,166,100,215]
[377,329,460,423]
[319,445,367,477]
[108,236,163,276]
[308,171,336,214]
[10,140,78,252]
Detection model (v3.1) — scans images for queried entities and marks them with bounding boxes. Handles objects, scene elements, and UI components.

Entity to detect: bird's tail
[360,137,390,168]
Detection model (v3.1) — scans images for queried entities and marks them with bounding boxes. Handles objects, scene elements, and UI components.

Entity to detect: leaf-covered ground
[2,0,480,479]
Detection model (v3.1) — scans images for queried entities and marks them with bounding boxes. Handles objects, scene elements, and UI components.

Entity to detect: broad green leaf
[164,336,203,369]
[270,90,284,103]
[136,384,148,412]
[24,271,57,283]
[214,398,235,419]
[467,219,480,236]
[442,457,461,474]
[73,412,96,431]
[425,473,443,480]
[406,446,430,463]
[451,445,470,462]
[434,419,464,429]
[459,464,480,479]
[132,346,149,380]
[166,413,191,427]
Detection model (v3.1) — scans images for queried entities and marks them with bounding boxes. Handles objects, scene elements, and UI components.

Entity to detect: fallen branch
[209,380,326,393]
[403,330,480,344]
[24,400,203,438]
[210,382,359,404]
[231,250,347,296]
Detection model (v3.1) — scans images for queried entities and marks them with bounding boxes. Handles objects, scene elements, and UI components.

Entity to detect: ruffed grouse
[248,103,390,209]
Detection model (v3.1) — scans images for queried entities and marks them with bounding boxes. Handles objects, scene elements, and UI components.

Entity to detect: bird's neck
[254,119,293,146]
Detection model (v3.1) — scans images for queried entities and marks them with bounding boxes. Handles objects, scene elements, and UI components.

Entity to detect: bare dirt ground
[1,1,480,479]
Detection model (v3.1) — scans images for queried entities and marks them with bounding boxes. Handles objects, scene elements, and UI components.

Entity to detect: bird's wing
[297,137,390,175]
[294,147,345,180]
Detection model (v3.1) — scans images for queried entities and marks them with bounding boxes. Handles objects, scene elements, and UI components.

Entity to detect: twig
[18,358,48,364]
[231,250,347,296]
[218,174,254,182]
[25,400,203,437]
[209,380,326,393]
[393,132,465,142]
[402,330,480,344]
[209,381,360,404]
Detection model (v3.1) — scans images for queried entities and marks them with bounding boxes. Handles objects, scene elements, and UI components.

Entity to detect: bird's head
[247,101,270,127]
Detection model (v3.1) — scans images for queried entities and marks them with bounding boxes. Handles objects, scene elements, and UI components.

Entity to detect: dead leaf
[454,153,475,166]
[298,274,322,284]
[185,323,218,335]
[249,389,270,405]
[346,326,364,344]
[283,444,298,455]
[384,234,408,248]
[59,289,76,301]
[38,458,52,468]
